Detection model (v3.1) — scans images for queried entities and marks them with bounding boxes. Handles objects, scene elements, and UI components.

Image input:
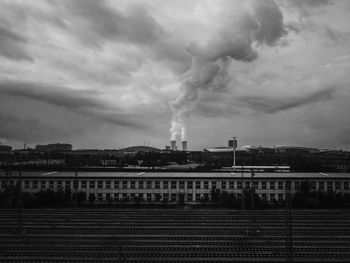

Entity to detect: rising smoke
[170,0,286,142]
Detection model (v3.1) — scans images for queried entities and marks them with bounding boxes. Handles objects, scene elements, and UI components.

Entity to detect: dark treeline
[1,149,349,172]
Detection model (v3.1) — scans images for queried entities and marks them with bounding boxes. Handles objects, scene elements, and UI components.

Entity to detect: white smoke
[170,0,286,142]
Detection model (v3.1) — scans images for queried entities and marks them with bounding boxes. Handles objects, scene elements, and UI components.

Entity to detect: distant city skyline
[0,0,350,151]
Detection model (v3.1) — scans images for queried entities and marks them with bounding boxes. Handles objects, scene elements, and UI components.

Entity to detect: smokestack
[171,140,176,151]
[182,141,187,151]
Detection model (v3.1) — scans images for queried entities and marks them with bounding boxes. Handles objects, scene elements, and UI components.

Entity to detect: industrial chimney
[182,141,187,151]
[171,140,176,151]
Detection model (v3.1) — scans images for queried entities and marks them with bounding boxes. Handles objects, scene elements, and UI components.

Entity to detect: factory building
[35,143,72,152]
[0,145,12,153]
[1,171,349,203]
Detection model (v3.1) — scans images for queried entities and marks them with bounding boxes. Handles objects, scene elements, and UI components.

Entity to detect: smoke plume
[170,0,286,142]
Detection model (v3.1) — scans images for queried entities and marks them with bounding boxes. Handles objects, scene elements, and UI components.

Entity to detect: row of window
[1,179,349,191]
[88,192,284,202]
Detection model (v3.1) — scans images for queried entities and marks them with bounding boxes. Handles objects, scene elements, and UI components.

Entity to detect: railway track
[0,209,350,262]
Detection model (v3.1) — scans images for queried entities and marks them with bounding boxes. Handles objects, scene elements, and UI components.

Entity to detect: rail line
[1,209,350,262]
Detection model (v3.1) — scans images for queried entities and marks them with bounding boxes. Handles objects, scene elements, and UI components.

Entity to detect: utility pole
[285,179,293,262]
[230,137,237,173]
[250,170,255,210]
[249,169,259,236]
[17,167,23,234]
[241,160,244,209]
[74,169,78,206]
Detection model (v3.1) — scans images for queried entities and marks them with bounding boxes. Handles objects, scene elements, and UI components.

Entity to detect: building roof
[1,171,349,179]
[119,146,161,152]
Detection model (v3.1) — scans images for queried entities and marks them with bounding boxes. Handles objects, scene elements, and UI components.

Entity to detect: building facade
[1,171,350,203]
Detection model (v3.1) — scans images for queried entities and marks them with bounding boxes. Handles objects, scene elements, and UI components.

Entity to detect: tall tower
[182,141,187,151]
[171,140,177,151]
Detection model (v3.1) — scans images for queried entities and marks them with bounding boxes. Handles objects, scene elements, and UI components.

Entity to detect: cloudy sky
[0,0,349,150]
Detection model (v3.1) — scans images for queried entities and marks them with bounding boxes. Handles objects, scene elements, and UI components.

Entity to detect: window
[344,182,349,190]
[319,182,324,191]
[237,181,242,190]
[131,181,135,189]
[221,181,226,189]
[270,194,276,201]
[98,181,103,189]
[236,193,242,200]
[155,181,160,189]
[187,181,193,189]
[89,181,95,189]
[179,181,184,189]
[106,181,111,189]
[335,182,341,191]
[147,181,152,189]
[97,193,103,201]
[33,181,38,189]
[278,181,283,190]
[327,182,333,191]
[171,193,177,201]
[278,194,284,202]
[204,181,209,189]
[106,193,111,201]
[195,181,201,189]
[163,193,169,201]
[57,181,62,188]
[1,180,6,189]
[171,181,176,189]
[49,181,54,189]
[229,181,234,189]
[262,181,267,190]
[254,181,259,189]
[163,181,168,189]
[139,181,144,189]
[41,181,46,189]
[294,181,300,190]
[9,180,14,187]
[262,194,267,200]
[212,181,217,189]
[114,181,120,189]
[311,181,316,190]
[187,193,193,201]
[81,181,86,189]
[204,193,209,201]
[73,181,78,190]
[66,181,73,189]
[130,193,135,200]
[245,181,250,189]
[123,181,128,189]
[270,181,275,190]
[195,193,201,201]
[24,180,30,189]
[147,193,152,201]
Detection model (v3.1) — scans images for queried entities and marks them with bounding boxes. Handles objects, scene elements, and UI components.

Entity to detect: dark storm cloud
[0,80,104,110]
[59,0,164,48]
[0,112,77,142]
[285,0,333,19]
[0,80,148,130]
[254,0,287,45]
[60,0,190,73]
[0,26,33,61]
[239,87,335,113]
[291,0,331,8]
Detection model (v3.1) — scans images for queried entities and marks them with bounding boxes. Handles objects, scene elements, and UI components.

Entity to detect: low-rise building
[35,143,72,152]
[1,171,349,203]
